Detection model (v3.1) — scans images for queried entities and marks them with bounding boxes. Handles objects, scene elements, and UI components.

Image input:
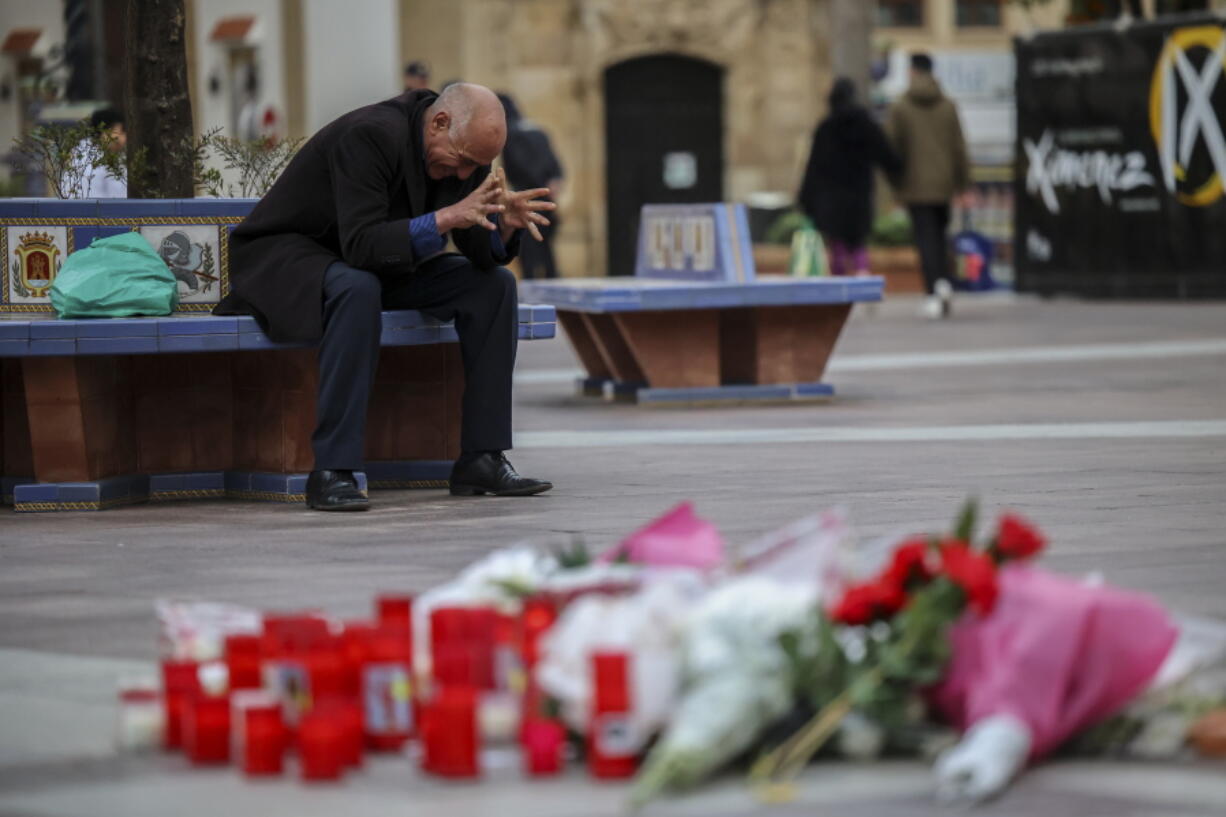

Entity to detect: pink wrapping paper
[929,565,1177,759]
[601,501,725,570]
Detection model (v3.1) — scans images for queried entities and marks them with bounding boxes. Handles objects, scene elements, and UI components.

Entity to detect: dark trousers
[312,255,518,470]
[519,218,559,280]
[907,204,952,295]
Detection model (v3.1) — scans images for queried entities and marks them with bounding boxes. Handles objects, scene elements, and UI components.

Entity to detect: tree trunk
[124,0,194,197]
[828,0,877,100]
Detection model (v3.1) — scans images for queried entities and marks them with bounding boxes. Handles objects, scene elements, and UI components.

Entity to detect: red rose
[882,538,935,588]
[995,513,1046,561]
[831,586,874,626]
[940,542,998,615]
[831,580,907,626]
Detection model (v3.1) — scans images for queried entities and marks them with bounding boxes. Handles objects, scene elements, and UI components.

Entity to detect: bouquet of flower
[749,500,1046,794]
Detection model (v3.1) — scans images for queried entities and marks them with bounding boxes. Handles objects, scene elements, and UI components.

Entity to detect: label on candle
[495,645,525,694]
[265,660,310,726]
[363,663,412,735]
[593,713,640,756]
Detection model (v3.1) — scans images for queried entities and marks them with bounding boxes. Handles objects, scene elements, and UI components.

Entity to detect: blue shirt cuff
[409,212,447,258]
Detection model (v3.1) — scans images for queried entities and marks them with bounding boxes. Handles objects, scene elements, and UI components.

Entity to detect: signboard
[634,203,755,282]
[1015,17,1226,297]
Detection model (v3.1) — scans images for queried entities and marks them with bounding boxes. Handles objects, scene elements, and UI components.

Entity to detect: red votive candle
[362,626,414,751]
[240,700,284,776]
[340,621,375,698]
[587,651,637,779]
[421,686,479,778]
[430,607,470,660]
[376,594,413,628]
[225,634,263,690]
[520,596,558,670]
[161,659,199,750]
[469,608,498,690]
[522,718,566,777]
[306,643,346,703]
[316,697,364,768]
[433,643,479,688]
[299,710,345,782]
[184,694,231,765]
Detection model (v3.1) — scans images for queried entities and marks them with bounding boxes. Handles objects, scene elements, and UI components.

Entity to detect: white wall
[0,1,68,184]
[303,0,399,134]
[192,0,287,140]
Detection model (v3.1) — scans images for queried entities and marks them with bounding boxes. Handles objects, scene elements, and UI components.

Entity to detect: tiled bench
[0,301,556,512]
[1,197,556,511]
[0,303,556,513]
[520,276,880,404]
[522,202,882,405]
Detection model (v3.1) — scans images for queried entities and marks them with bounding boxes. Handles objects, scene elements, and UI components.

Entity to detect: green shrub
[764,209,814,245]
[869,209,913,247]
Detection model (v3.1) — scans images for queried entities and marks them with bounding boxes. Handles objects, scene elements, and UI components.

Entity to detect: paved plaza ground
[1,292,1224,816]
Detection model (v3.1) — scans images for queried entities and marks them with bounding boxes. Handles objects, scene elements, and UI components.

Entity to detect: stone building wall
[402,0,835,277]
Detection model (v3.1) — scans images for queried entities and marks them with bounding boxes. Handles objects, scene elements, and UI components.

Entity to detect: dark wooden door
[604,55,724,276]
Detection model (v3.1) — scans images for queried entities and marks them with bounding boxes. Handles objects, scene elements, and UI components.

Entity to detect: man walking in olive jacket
[888,53,971,319]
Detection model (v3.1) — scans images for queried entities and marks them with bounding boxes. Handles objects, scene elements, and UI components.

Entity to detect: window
[877,0,925,28]
[956,0,1003,27]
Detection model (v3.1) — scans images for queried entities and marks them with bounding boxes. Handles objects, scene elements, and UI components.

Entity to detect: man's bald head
[422,83,506,181]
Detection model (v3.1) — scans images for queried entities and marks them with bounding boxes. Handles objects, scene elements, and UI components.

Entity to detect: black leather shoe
[449,452,553,497]
[306,469,370,511]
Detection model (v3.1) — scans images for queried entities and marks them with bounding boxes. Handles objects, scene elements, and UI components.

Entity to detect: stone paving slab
[1,295,1224,815]
[0,756,1223,817]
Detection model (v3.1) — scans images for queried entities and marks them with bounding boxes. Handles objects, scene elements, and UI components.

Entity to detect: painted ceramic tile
[139,224,222,306]
[5,225,70,306]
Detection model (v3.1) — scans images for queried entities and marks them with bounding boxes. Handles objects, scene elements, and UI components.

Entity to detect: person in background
[887,53,971,319]
[798,77,901,278]
[498,93,564,279]
[403,60,431,91]
[63,106,127,198]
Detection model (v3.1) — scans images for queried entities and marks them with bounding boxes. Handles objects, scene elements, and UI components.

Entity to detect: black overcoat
[216,90,517,342]
[797,106,902,247]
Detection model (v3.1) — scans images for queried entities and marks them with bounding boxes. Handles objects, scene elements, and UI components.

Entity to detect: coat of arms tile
[5,226,70,306]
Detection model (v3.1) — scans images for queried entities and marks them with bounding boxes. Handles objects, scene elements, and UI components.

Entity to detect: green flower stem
[751,603,942,790]
[750,674,868,789]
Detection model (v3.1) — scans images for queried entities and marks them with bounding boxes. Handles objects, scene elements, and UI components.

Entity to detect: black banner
[1015,16,1226,298]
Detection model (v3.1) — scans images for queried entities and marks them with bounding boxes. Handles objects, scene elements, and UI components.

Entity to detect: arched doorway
[604,54,724,276]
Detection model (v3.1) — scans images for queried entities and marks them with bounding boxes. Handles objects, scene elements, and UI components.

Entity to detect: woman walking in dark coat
[798,78,902,276]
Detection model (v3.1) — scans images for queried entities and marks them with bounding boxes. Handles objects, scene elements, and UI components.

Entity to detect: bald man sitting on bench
[218,83,556,511]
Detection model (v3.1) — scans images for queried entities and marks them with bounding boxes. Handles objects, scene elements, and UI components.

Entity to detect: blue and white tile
[138,224,223,308]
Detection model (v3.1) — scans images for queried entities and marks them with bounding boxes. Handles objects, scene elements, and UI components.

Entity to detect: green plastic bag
[788,225,828,278]
[50,232,178,318]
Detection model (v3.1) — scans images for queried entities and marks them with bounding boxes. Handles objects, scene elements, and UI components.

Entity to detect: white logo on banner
[1150,26,1226,207]
[1024,130,1155,214]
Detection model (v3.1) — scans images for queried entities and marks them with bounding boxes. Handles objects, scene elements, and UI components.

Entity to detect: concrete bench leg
[554,303,853,405]
[583,313,648,386]
[613,310,721,388]
[720,304,851,385]
[1,360,34,504]
[3,346,467,511]
[22,356,135,484]
[557,313,614,396]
